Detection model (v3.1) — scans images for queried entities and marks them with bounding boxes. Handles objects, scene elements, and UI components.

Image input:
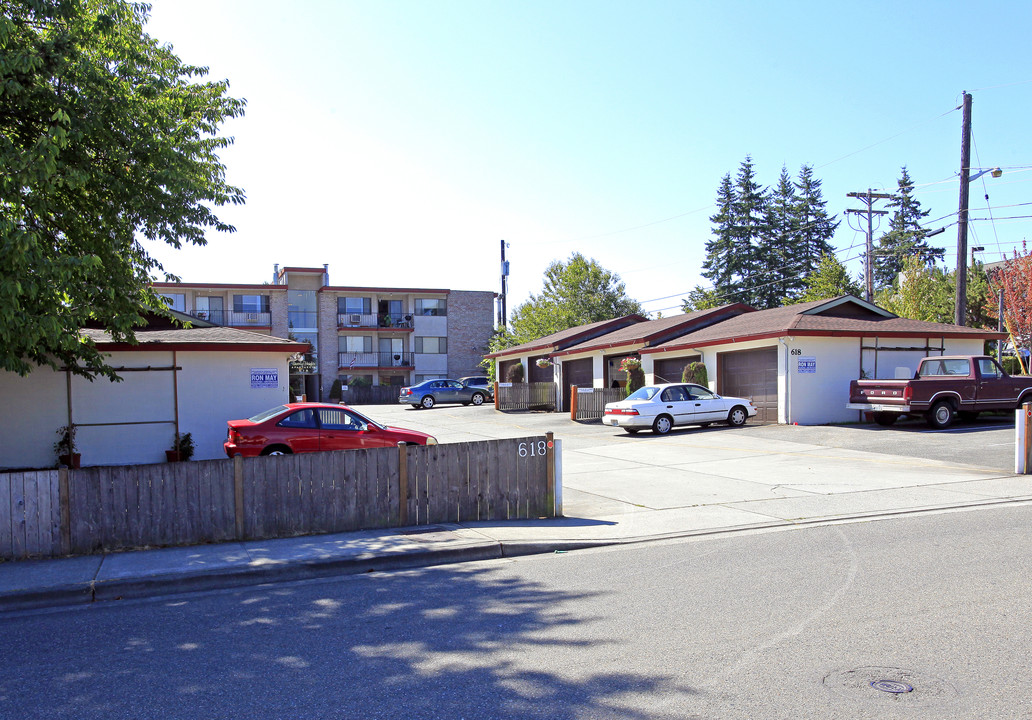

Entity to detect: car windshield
[248,405,288,423]
[626,386,661,401]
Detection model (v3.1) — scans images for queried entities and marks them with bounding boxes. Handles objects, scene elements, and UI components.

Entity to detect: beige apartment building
[154,264,496,401]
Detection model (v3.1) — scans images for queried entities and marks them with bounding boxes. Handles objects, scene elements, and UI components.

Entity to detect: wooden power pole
[845,190,892,301]
[955,91,973,326]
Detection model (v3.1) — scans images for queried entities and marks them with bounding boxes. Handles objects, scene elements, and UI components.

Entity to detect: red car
[224,403,438,457]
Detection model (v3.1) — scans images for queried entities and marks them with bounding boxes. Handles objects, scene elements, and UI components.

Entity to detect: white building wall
[0,350,291,469]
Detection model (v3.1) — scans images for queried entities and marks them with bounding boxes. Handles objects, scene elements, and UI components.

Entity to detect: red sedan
[224,403,438,457]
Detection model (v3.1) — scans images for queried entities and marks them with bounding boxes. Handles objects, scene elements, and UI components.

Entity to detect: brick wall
[446,290,496,377]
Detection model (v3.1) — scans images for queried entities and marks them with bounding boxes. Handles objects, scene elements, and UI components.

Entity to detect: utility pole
[955,91,973,326]
[499,240,509,330]
[845,190,892,302]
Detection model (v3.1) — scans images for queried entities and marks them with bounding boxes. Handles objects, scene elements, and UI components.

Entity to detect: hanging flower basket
[618,357,642,373]
[536,358,552,368]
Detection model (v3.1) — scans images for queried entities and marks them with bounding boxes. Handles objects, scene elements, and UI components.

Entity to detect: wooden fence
[338,385,402,405]
[570,387,625,421]
[0,435,557,560]
[497,383,558,412]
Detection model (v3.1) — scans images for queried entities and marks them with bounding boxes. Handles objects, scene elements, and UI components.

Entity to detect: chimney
[323,263,329,287]
[273,264,280,285]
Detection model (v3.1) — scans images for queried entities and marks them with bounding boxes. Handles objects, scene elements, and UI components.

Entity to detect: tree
[791,253,863,304]
[680,285,725,312]
[876,255,953,323]
[987,242,1032,360]
[792,164,839,281]
[729,156,768,305]
[700,173,737,300]
[0,1,245,380]
[754,165,797,308]
[492,253,642,350]
[873,167,942,288]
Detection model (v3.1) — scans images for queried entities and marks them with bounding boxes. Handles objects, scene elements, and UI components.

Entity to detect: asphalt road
[2,504,1029,719]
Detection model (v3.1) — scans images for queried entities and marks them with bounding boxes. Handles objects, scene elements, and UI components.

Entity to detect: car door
[688,385,729,422]
[317,407,372,451]
[976,357,1015,405]
[275,408,320,453]
[658,385,694,426]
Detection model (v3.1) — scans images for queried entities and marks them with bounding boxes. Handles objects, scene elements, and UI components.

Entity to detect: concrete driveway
[356,403,1029,540]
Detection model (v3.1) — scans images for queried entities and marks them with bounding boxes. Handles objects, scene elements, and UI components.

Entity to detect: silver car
[399,379,488,409]
[603,383,757,434]
[459,375,494,400]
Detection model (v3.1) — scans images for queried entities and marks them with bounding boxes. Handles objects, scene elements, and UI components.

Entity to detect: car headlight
[426,436,438,446]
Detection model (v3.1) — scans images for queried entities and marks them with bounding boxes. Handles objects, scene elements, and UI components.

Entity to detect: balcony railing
[227,311,272,327]
[337,313,413,329]
[338,352,413,369]
[185,310,226,325]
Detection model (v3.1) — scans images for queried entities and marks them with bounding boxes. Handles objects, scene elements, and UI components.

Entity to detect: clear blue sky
[143,0,1032,318]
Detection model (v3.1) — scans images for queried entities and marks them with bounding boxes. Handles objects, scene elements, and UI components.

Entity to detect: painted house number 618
[518,440,549,457]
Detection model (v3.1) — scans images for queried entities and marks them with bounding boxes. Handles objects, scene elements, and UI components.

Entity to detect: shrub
[620,357,645,396]
[329,378,343,401]
[1002,356,1026,375]
[506,362,525,383]
[682,362,709,386]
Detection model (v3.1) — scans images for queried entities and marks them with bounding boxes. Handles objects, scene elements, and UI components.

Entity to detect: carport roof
[642,295,1005,353]
[552,303,754,356]
[81,325,310,353]
[484,313,648,359]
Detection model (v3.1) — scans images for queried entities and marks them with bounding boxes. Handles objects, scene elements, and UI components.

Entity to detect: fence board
[8,473,26,558]
[497,383,557,412]
[0,473,13,558]
[574,388,625,421]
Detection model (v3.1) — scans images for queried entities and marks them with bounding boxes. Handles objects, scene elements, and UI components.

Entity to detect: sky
[142,0,1032,319]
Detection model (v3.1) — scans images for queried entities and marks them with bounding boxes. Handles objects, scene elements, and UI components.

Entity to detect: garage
[653,355,700,384]
[719,347,777,422]
[561,358,594,412]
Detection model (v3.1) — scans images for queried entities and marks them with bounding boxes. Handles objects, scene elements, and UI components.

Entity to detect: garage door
[654,355,700,385]
[561,358,594,412]
[528,354,552,383]
[720,348,778,423]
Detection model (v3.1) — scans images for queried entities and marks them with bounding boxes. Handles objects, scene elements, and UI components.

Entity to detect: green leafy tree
[874,167,942,288]
[680,285,725,312]
[792,253,863,303]
[876,255,953,322]
[0,0,245,380]
[492,253,642,350]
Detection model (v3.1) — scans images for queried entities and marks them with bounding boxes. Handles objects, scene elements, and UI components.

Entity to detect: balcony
[337,313,413,330]
[338,352,414,369]
[185,310,226,325]
[227,311,272,327]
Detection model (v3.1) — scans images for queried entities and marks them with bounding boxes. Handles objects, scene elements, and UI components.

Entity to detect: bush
[1002,356,1026,375]
[682,362,709,386]
[329,379,343,401]
[506,362,525,383]
[619,357,645,396]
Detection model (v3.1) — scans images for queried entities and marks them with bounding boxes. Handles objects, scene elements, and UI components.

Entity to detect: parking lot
[354,403,1023,531]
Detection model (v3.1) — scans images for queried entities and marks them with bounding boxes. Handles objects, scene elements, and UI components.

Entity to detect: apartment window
[338,297,372,315]
[414,337,447,354]
[233,295,270,313]
[415,298,447,316]
[294,333,318,359]
[160,293,185,312]
[339,336,373,353]
[288,290,317,328]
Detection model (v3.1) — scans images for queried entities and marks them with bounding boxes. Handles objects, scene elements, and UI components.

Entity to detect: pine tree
[754,166,798,308]
[730,156,768,305]
[701,173,737,300]
[874,167,943,288]
[793,164,839,280]
[792,254,863,303]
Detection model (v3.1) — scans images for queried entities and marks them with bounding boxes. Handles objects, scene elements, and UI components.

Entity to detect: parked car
[399,379,488,409]
[224,403,437,457]
[459,375,494,399]
[603,383,757,435]
[847,355,1032,429]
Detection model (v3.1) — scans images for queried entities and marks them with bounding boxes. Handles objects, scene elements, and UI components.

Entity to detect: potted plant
[166,432,195,462]
[536,358,552,368]
[619,357,645,396]
[54,425,80,468]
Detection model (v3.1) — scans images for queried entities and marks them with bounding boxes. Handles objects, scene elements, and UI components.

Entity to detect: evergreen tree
[874,167,943,288]
[791,254,863,303]
[793,164,839,281]
[754,166,797,308]
[701,173,737,300]
[730,156,768,305]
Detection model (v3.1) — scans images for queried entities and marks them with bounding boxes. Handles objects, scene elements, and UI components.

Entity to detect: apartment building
[154,264,496,401]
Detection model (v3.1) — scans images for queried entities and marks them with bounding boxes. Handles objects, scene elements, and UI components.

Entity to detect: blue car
[399,379,488,409]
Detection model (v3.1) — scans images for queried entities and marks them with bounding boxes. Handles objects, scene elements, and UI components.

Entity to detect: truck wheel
[873,412,898,426]
[926,401,955,430]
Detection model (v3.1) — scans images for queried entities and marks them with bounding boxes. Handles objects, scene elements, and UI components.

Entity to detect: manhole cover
[870,680,914,694]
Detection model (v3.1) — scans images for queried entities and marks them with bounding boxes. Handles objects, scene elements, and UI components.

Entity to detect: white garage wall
[0,366,72,470]
[780,337,861,425]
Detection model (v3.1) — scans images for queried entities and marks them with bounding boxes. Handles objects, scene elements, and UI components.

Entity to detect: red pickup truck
[847,355,1032,429]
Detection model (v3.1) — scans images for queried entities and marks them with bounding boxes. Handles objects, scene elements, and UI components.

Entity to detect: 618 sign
[518,439,552,458]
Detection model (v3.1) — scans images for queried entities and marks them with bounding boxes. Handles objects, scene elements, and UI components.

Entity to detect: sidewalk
[3,421,1030,613]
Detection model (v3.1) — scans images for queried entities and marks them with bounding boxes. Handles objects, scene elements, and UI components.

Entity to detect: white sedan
[603,383,757,435]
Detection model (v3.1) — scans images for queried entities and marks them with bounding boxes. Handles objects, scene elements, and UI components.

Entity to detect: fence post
[233,454,245,538]
[397,442,409,526]
[494,382,499,410]
[570,386,577,421]
[1018,403,1032,474]
[59,467,71,555]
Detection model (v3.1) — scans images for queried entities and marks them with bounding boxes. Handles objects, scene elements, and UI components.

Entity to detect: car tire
[652,415,673,435]
[873,412,898,426]
[421,395,435,409]
[260,446,292,456]
[727,406,748,427]
[471,392,485,406]
[927,401,955,429]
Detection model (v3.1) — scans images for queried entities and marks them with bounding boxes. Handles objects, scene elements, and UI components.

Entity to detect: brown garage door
[528,354,552,383]
[654,355,700,385]
[561,358,594,412]
[719,348,778,423]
